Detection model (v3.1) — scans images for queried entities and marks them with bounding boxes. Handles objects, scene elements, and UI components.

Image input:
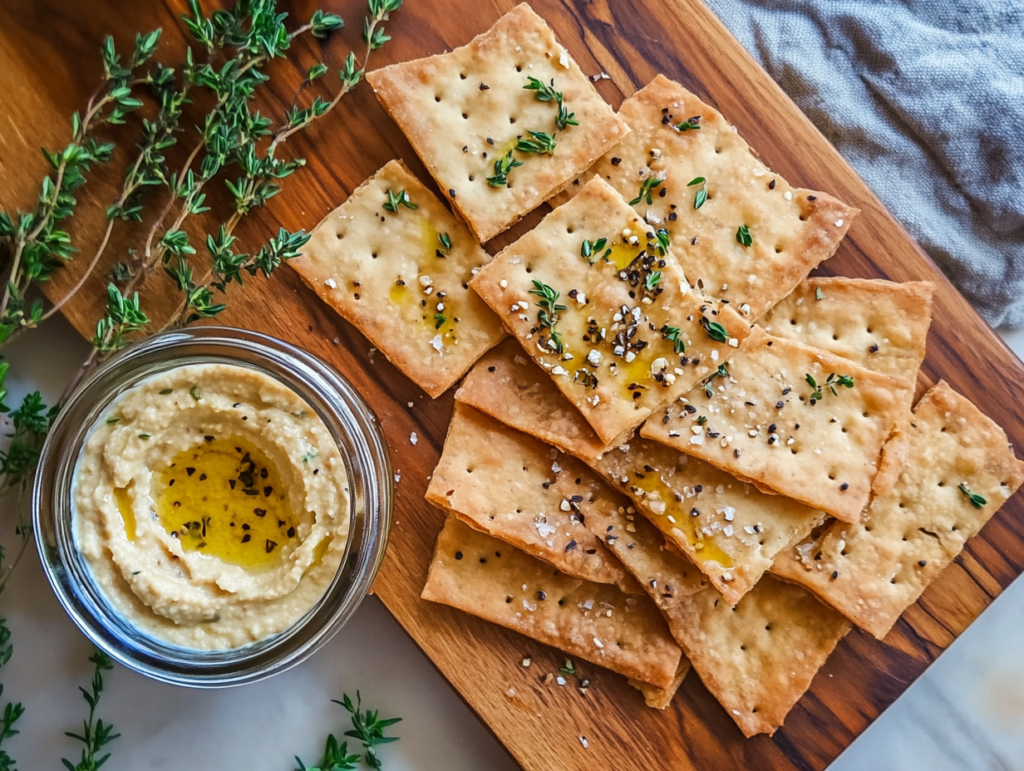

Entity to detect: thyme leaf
[486,150,523,187]
[515,130,557,155]
[736,224,752,248]
[660,324,686,353]
[629,176,662,206]
[699,317,730,343]
[382,188,417,213]
[958,483,987,510]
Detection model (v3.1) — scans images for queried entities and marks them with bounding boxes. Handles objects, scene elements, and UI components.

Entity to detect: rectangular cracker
[761,277,935,503]
[455,337,613,462]
[771,381,1024,639]
[760,278,934,381]
[426,402,636,591]
[667,576,851,737]
[641,326,913,523]
[290,159,504,397]
[591,437,825,605]
[556,74,858,319]
[422,516,683,688]
[457,342,824,602]
[470,176,750,445]
[366,4,629,243]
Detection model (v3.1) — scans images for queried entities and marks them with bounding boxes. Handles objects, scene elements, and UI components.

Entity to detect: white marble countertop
[2,317,1022,771]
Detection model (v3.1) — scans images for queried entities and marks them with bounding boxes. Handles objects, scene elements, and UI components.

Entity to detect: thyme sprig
[529,280,567,354]
[524,77,578,130]
[675,115,701,132]
[736,224,752,248]
[580,237,609,263]
[486,150,523,188]
[958,483,987,510]
[0,31,161,343]
[515,130,557,155]
[0,618,24,771]
[805,372,854,403]
[166,0,404,330]
[295,692,401,771]
[629,176,662,206]
[382,189,417,213]
[339,692,401,770]
[62,651,119,771]
[702,363,729,398]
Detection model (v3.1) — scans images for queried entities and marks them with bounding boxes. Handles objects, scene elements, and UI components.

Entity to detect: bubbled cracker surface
[771,381,1024,639]
[669,576,850,737]
[426,403,634,591]
[290,160,503,397]
[422,516,682,688]
[471,176,750,445]
[366,3,629,243]
[641,327,912,523]
[761,277,935,382]
[556,75,857,319]
[590,437,824,605]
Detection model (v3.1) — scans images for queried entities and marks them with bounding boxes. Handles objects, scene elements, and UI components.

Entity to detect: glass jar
[33,327,392,687]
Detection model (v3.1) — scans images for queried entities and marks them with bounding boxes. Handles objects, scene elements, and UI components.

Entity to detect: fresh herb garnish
[688,176,708,210]
[524,77,578,131]
[528,280,567,354]
[661,325,686,353]
[696,415,708,426]
[382,188,417,213]
[558,658,577,677]
[295,691,401,771]
[805,373,854,402]
[645,271,662,292]
[815,287,825,301]
[486,150,523,187]
[580,237,608,263]
[629,177,663,206]
[702,363,729,397]
[301,450,319,463]
[437,232,452,257]
[700,317,730,343]
[338,691,401,770]
[189,385,201,401]
[736,224,752,248]
[159,388,173,395]
[62,651,119,771]
[138,433,151,440]
[654,228,671,255]
[433,313,447,329]
[515,131,557,155]
[675,115,701,132]
[958,483,987,510]
[105,416,120,424]
[0,617,24,771]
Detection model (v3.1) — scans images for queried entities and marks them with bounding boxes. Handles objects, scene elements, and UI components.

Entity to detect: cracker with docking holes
[760,278,934,382]
[426,403,636,592]
[641,327,912,523]
[668,576,851,737]
[761,277,935,502]
[366,3,629,243]
[459,347,823,604]
[591,437,825,605]
[421,516,683,688]
[555,75,858,319]
[771,381,1024,639]
[290,160,504,398]
[471,176,750,445]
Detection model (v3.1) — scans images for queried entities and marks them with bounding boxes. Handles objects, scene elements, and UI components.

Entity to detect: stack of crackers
[289,4,1024,738]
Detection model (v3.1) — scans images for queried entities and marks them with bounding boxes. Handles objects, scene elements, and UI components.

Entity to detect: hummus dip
[73,363,350,650]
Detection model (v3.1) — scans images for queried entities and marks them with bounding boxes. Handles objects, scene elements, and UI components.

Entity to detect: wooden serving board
[2,0,1023,768]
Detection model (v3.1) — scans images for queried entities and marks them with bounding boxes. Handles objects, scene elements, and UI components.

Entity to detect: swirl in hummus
[73,363,350,650]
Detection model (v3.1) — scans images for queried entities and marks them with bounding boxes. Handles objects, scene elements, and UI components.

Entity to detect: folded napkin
[705,0,1024,328]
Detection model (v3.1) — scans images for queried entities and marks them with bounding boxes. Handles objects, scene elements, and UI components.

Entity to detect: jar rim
[33,327,392,687]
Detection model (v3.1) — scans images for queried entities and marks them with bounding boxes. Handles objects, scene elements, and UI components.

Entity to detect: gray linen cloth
[703,0,1024,328]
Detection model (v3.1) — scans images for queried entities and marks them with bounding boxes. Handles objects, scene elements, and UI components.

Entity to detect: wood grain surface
[2,1,1022,769]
